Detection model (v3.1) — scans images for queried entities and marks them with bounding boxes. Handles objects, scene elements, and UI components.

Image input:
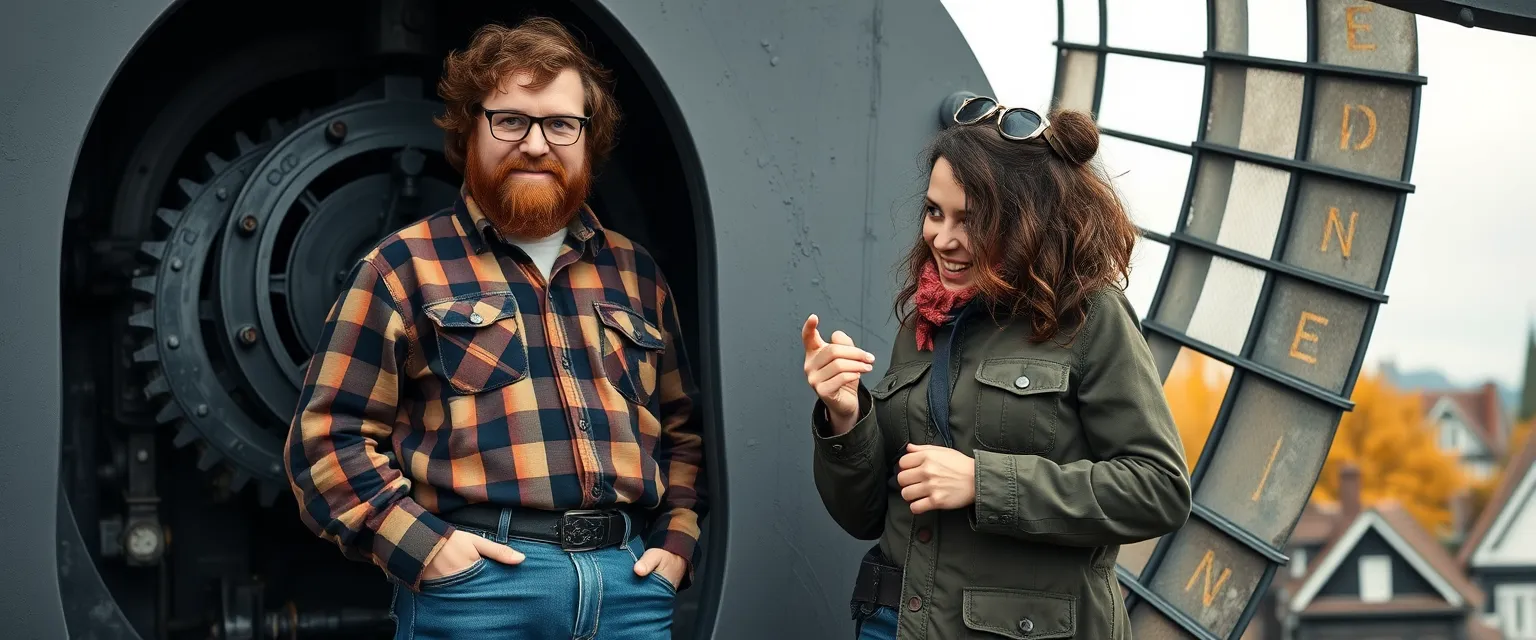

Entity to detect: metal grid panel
[1050,0,1424,637]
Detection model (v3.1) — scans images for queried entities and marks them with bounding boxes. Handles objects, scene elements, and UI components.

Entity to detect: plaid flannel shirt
[284,187,705,591]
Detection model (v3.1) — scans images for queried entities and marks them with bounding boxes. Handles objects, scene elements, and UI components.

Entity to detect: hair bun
[1045,109,1099,165]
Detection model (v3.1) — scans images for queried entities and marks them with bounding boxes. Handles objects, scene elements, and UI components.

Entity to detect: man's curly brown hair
[434,17,622,174]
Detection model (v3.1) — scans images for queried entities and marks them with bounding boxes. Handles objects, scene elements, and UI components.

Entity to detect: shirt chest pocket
[972,357,1070,455]
[422,292,528,396]
[594,301,666,407]
[867,361,930,448]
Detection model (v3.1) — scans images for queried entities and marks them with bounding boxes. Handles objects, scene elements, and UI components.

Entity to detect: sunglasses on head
[952,95,1070,158]
[953,96,1048,139]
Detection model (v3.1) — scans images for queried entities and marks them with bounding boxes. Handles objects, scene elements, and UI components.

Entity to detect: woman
[800,98,1191,640]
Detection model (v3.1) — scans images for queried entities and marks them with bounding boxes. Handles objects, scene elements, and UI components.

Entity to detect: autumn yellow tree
[1162,350,1229,471]
[1310,373,1466,536]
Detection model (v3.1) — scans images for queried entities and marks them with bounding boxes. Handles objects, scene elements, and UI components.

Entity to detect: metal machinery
[2,0,1533,638]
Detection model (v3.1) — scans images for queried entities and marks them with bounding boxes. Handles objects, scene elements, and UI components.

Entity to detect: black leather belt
[440,504,644,552]
[851,545,904,611]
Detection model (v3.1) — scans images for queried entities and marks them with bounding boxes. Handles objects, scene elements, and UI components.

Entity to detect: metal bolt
[326,120,348,143]
[170,258,183,271]
[196,404,209,417]
[238,325,259,346]
[166,335,180,349]
[239,215,258,235]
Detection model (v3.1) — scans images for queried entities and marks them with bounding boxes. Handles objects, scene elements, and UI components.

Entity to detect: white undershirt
[509,228,570,282]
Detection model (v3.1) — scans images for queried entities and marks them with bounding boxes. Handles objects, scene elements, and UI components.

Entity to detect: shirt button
[907,596,922,612]
[917,528,932,543]
[561,355,571,369]
[469,313,483,324]
[590,485,602,497]
[1014,375,1030,389]
[1019,618,1034,633]
[578,417,590,431]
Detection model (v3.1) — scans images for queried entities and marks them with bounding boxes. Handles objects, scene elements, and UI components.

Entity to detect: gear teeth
[130,275,157,298]
[264,118,283,140]
[196,446,223,471]
[230,469,253,492]
[155,401,185,425]
[154,208,183,232]
[172,424,199,448]
[128,308,155,330]
[143,372,170,399]
[138,241,166,265]
[205,151,229,173]
[235,131,255,154]
[258,483,281,507]
[133,343,159,364]
[177,178,201,200]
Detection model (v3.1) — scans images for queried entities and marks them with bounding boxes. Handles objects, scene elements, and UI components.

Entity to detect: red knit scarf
[914,259,978,351]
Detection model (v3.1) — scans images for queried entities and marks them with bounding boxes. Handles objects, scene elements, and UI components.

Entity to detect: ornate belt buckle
[559,509,608,552]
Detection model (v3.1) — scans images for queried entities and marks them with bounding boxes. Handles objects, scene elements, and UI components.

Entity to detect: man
[283,17,704,639]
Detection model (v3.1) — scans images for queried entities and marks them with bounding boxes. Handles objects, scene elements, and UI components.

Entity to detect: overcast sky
[941,0,1536,391]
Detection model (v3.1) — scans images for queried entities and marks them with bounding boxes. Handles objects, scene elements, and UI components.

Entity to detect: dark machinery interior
[58,0,709,637]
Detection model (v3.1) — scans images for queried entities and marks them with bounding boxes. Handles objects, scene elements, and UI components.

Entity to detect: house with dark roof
[1460,432,1536,639]
[1422,383,1509,481]
[1254,464,1502,639]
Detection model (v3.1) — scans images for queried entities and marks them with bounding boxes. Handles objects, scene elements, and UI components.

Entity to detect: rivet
[166,335,180,349]
[196,404,209,417]
[170,258,183,271]
[239,215,258,235]
[238,325,258,346]
[469,313,483,324]
[326,120,348,143]
[215,187,228,201]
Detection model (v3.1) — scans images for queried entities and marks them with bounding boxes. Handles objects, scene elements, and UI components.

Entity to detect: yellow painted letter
[1346,5,1376,51]
[1185,549,1233,608]
[1340,104,1378,151]
[1252,436,1284,502]
[1321,207,1358,257]
[1289,312,1329,365]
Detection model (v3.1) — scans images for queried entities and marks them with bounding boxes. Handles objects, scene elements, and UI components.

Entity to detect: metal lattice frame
[1050,1,1423,637]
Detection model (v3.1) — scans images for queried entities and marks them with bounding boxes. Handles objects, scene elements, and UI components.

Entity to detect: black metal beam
[1372,0,1536,37]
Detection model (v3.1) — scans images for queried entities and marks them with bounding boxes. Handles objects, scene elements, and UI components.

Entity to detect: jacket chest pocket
[972,358,1070,455]
[594,301,666,407]
[423,292,528,396]
[868,361,930,449]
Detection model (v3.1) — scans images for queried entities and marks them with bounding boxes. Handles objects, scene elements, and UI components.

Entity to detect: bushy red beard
[465,150,592,239]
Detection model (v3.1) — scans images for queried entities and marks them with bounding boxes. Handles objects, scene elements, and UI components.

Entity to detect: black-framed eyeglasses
[952,95,1049,141]
[481,108,590,146]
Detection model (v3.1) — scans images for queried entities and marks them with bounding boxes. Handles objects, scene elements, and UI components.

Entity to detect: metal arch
[1049,1,1424,638]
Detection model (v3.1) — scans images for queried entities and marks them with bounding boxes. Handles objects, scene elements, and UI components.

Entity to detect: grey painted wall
[586,1,990,636]
[0,0,991,637]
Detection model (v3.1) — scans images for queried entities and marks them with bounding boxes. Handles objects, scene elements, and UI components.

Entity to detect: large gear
[131,76,459,505]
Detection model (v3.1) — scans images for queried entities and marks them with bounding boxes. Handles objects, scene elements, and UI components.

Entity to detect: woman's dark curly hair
[894,108,1139,344]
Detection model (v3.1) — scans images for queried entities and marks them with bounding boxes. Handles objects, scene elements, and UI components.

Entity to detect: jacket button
[1014,375,1030,389]
[916,528,932,543]
[907,596,921,612]
[469,313,483,324]
[1019,618,1033,633]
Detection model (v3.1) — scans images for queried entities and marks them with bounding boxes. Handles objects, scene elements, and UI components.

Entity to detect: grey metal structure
[0,0,1519,638]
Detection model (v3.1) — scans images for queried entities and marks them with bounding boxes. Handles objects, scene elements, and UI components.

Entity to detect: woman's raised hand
[801,314,876,435]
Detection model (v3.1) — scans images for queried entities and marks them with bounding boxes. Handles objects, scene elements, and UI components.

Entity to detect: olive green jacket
[811,287,1191,640]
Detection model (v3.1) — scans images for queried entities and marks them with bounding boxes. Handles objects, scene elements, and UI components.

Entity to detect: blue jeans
[389,513,676,640]
[855,604,898,639]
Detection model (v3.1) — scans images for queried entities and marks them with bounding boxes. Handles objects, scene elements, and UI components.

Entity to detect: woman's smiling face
[922,156,974,292]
